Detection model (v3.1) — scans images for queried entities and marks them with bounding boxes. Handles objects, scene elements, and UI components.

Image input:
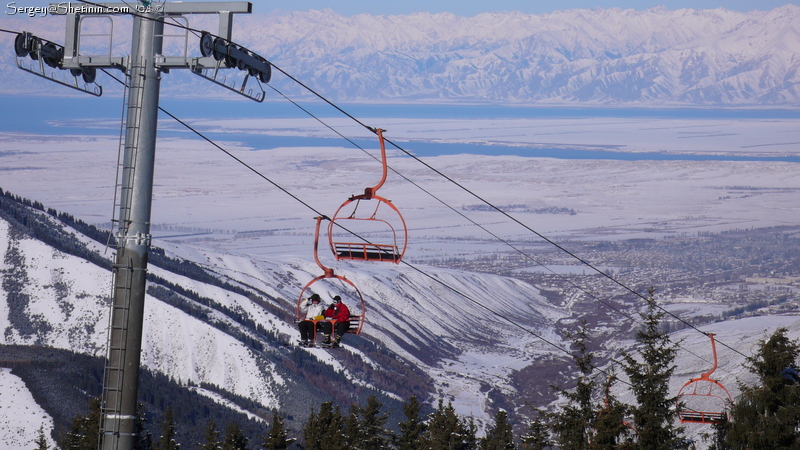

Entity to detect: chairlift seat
[334,243,401,262]
[678,410,727,424]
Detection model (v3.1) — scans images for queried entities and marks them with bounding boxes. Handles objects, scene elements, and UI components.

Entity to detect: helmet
[309,294,321,302]
[333,295,342,303]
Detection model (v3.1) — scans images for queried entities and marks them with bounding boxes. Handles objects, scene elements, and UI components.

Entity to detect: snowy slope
[0,368,56,450]
[3,6,800,104]
[3,181,800,448]
[0,203,567,439]
[0,216,285,404]
[155,238,570,414]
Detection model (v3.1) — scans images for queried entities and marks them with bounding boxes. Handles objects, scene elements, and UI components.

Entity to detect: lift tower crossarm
[49,2,252,70]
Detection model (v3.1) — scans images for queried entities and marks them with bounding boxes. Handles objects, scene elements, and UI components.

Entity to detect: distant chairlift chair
[676,333,733,424]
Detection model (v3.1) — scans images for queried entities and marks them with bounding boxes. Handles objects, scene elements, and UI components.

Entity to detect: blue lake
[3,95,800,162]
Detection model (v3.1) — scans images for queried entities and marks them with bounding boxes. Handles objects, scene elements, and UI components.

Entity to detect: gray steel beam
[99,9,163,450]
[9,4,260,446]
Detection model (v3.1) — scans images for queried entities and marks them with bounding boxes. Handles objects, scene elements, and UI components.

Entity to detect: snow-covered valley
[1,103,800,446]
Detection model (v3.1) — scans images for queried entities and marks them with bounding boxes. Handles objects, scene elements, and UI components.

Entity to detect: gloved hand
[329,303,336,309]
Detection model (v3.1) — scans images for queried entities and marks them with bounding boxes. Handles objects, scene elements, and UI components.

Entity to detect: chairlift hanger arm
[700,333,720,379]
[356,128,388,199]
[312,216,334,277]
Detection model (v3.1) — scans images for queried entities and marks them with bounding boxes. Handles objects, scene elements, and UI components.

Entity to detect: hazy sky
[263,0,796,16]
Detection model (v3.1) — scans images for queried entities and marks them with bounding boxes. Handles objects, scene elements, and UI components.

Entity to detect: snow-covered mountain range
[3,5,800,104]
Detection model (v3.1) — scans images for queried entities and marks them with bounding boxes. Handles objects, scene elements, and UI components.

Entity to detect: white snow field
[0,368,56,449]
[1,110,800,260]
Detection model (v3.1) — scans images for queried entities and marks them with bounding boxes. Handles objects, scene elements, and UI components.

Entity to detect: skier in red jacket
[319,295,350,347]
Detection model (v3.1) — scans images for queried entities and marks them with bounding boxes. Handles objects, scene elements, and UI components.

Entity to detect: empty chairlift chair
[328,128,408,263]
[676,333,733,424]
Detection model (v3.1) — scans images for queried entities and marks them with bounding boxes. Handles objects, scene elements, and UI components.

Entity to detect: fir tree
[157,407,180,450]
[592,375,634,448]
[222,423,248,450]
[303,401,347,450]
[621,292,686,450]
[704,419,729,450]
[60,395,101,450]
[464,417,479,450]
[344,405,362,447]
[356,395,394,449]
[425,399,473,450]
[480,410,515,450]
[723,327,800,448]
[199,420,221,450]
[550,321,596,450]
[519,410,551,450]
[134,403,154,450]
[262,412,291,450]
[397,396,427,450]
[34,424,49,450]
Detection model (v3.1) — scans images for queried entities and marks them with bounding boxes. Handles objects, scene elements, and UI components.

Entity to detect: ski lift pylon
[676,333,733,424]
[297,217,365,336]
[328,128,408,263]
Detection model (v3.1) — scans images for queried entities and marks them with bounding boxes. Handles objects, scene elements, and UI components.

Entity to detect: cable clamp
[116,231,152,247]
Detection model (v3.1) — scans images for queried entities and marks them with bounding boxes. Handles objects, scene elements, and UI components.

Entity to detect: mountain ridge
[3,6,800,104]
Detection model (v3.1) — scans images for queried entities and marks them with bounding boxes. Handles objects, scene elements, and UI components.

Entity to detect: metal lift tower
[14,2,273,448]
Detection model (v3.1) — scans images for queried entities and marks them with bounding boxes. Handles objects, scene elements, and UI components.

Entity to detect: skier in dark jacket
[319,295,350,347]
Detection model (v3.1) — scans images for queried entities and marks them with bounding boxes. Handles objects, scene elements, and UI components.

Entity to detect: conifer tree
[464,417,478,450]
[480,410,515,450]
[722,327,800,448]
[60,395,101,450]
[262,412,291,450]
[425,399,473,450]
[621,292,685,450]
[344,404,362,446]
[199,420,221,450]
[222,423,248,450]
[303,401,347,450]
[397,396,427,450]
[134,403,154,450]
[519,410,551,450]
[157,407,180,450]
[592,374,634,448]
[34,424,49,450]
[355,395,394,449]
[550,321,596,450]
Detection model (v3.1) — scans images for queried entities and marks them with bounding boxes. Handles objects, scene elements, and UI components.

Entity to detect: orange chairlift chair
[676,333,733,424]
[328,128,408,263]
[297,217,366,346]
